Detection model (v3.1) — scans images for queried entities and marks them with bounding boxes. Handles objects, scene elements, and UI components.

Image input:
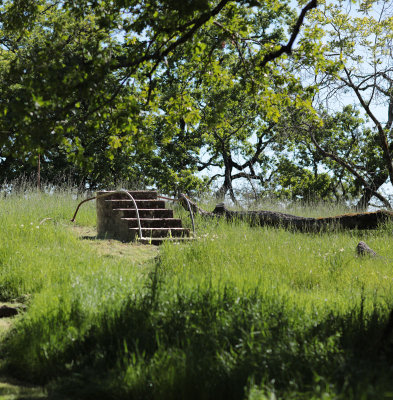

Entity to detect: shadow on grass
[3,269,393,400]
[79,235,98,241]
[0,377,47,399]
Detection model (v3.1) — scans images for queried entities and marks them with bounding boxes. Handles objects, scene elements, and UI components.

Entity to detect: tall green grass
[0,189,150,379]
[161,218,393,310]
[1,190,393,399]
[0,190,97,299]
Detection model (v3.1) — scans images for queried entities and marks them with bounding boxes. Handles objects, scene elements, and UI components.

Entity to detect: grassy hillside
[1,190,393,399]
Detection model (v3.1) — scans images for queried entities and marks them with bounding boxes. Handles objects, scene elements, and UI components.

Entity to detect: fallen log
[180,197,393,231]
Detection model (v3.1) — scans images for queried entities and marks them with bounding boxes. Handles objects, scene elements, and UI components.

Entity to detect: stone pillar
[96,191,130,241]
[96,191,113,238]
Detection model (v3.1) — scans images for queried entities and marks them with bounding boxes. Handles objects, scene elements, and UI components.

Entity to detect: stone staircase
[96,190,191,244]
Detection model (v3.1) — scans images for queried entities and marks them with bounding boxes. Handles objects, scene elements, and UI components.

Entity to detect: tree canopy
[2,0,393,208]
[300,0,393,207]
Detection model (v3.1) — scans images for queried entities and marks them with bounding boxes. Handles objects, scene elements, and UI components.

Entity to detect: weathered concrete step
[114,208,174,218]
[139,237,196,245]
[130,227,190,238]
[96,190,192,244]
[106,199,165,209]
[122,218,183,228]
[97,190,158,200]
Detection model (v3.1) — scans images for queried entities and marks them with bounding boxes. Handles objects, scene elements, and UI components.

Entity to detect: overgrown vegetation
[1,190,393,399]
[2,0,393,396]
[2,0,393,208]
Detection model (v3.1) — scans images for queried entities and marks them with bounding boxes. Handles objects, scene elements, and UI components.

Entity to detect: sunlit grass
[0,191,97,299]
[160,217,393,313]
[1,189,393,399]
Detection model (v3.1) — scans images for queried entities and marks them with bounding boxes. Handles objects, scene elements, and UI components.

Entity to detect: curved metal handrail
[157,193,195,236]
[120,191,143,240]
[71,190,143,240]
[71,196,97,222]
[180,194,195,235]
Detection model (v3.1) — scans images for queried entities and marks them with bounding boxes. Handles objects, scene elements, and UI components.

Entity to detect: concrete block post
[96,191,131,241]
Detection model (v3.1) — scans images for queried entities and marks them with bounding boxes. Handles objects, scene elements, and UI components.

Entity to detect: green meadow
[1,190,393,399]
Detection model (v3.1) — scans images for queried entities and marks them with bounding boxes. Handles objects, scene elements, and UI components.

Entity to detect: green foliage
[272,105,379,204]
[3,0,393,206]
[301,0,393,207]
[0,0,322,195]
[274,159,336,201]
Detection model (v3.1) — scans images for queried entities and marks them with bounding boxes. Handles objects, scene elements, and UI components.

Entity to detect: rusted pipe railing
[72,190,196,240]
[71,196,96,222]
[121,191,143,240]
[180,194,195,235]
[157,193,195,235]
[71,190,143,240]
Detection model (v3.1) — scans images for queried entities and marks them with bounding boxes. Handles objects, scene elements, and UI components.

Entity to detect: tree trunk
[215,161,238,205]
[356,170,389,209]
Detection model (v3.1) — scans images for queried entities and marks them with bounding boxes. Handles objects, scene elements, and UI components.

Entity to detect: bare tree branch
[114,0,232,71]
[310,132,391,208]
[341,66,393,189]
[259,0,318,68]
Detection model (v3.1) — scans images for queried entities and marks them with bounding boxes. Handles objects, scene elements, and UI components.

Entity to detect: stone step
[106,199,166,209]
[114,208,174,218]
[97,190,158,200]
[139,237,196,245]
[130,227,190,238]
[96,190,193,244]
[122,218,183,228]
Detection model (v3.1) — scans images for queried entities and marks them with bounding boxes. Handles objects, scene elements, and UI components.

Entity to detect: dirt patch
[70,225,159,265]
